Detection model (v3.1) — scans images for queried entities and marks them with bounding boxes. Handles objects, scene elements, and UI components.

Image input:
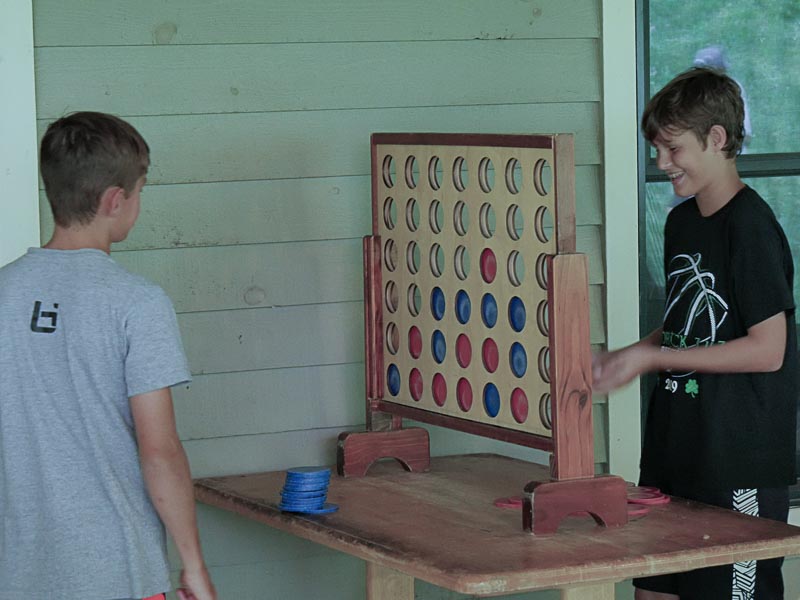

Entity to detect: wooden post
[366,563,414,600]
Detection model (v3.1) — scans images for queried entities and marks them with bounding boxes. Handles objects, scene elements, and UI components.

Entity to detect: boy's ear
[708,125,728,152]
[98,186,127,217]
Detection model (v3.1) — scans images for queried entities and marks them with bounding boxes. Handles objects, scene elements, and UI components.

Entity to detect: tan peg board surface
[375,139,564,437]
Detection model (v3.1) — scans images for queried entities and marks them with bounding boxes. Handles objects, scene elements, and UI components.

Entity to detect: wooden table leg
[560,581,615,599]
[366,563,414,600]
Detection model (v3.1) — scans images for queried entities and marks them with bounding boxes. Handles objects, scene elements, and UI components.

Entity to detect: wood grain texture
[33,0,600,46]
[548,255,595,480]
[195,454,800,596]
[337,427,430,477]
[367,563,415,600]
[35,40,599,118]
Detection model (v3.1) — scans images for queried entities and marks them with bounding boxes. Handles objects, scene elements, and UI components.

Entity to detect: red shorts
[143,595,166,600]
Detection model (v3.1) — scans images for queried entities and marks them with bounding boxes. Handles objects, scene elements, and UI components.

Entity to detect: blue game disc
[431,287,446,321]
[483,383,500,417]
[481,294,497,328]
[455,290,471,324]
[508,296,526,332]
[281,482,329,492]
[281,502,339,515]
[279,497,326,508]
[387,364,401,396]
[509,342,527,378]
[287,466,331,476]
[431,330,446,364]
[280,489,327,499]
[285,471,330,482]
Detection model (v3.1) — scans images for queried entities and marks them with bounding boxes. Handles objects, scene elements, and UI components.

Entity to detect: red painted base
[522,475,628,535]
[337,427,431,478]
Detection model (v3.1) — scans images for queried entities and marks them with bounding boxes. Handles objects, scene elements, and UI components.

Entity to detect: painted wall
[0,0,39,267]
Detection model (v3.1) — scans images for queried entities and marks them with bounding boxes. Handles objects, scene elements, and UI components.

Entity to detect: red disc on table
[482,338,499,372]
[432,373,447,406]
[510,388,528,423]
[408,326,422,359]
[456,377,473,412]
[627,505,650,518]
[409,368,423,401]
[480,248,497,284]
[493,496,523,509]
[456,334,472,368]
[627,491,670,506]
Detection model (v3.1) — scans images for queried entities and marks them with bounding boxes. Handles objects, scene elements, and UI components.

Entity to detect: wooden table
[195,454,800,599]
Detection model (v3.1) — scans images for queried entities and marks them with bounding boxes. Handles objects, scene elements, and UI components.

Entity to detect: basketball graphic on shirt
[663,253,729,378]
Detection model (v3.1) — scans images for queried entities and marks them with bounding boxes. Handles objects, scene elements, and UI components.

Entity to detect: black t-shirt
[641,186,798,491]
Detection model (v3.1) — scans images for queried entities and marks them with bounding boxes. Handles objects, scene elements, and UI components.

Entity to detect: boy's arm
[131,388,217,600]
[593,311,788,394]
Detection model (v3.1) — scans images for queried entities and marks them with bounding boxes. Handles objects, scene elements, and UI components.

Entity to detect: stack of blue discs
[279,466,338,514]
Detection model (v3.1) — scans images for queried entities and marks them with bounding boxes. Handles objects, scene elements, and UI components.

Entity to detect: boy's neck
[694,163,745,217]
[44,224,112,254]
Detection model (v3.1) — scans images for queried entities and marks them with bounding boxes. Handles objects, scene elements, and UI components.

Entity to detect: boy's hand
[178,566,217,600]
[592,345,656,394]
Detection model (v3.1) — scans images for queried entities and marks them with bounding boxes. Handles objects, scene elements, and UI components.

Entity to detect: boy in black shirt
[593,68,797,599]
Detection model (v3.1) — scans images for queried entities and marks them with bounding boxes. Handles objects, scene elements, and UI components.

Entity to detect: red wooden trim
[553,134,576,254]
[374,400,554,452]
[371,132,556,150]
[370,137,380,234]
[522,475,628,535]
[547,254,594,480]
[337,428,431,478]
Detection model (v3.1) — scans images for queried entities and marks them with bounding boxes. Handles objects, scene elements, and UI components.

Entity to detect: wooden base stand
[337,427,431,478]
[522,475,628,535]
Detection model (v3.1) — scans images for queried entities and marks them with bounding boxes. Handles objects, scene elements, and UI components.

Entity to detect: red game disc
[480,248,497,283]
[510,388,528,423]
[627,505,650,518]
[409,368,423,401]
[408,326,422,359]
[493,496,523,509]
[456,334,472,367]
[432,373,447,406]
[482,338,499,372]
[627,491,670,506]
[456,377,473,412]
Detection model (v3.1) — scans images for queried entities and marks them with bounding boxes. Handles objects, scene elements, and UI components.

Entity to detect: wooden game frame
[338,133,627,534]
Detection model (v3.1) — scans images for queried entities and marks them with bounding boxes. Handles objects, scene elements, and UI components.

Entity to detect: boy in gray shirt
[0,112,216,600]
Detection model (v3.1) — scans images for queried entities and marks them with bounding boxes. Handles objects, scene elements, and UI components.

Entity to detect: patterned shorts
[633,487,789,600]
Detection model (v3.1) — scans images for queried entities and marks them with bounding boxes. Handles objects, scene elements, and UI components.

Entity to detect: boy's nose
[656,152,671,171]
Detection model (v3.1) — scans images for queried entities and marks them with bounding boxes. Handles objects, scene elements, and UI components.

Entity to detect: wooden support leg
[337,427,430,477]
[522,475,628,535]
[366,563,414,600]
[560,581,615,600]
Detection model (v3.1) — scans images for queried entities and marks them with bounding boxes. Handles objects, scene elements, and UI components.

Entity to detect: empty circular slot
[539,393,552,429]
[453,156,468,191]
[430,244,444,277]
[506,158,522,194]
[533,158,552,196]
[454,201,469,236]
[534,205,552,243]
[429,200,444,234]
[383,197,396,230]
[456,378,473,412]
[536,300,549,336]
[479,203,496,238]
[538,347,551,383]
[510,388,529,424]
[405,156,418,189]
[507,251,524,287]
[385,281,398,313]
[406,241,420,274]
[506,205,522,241]
[535,253,549,290]
[386,322,399,355]
[478,157,494,193]
[406,198,420,232]
[428,156,442,190]
[384,239,397,272]
[382,155,395,188]
[407,284,421,316]
[454,246,470,281]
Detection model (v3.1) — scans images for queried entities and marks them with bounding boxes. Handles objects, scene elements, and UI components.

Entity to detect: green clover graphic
[685,379,699,398]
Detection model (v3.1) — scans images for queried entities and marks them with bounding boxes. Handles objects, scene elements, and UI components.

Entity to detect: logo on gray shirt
[30,300,59,333]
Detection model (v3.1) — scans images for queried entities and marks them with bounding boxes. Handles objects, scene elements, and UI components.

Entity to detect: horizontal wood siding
[32,1,605,597]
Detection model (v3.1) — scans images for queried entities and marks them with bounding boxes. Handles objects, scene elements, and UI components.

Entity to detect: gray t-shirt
[0,248,191,600]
